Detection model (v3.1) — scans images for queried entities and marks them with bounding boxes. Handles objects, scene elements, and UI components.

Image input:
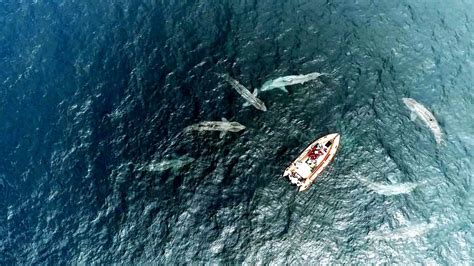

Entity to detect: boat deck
[283,133,340,192]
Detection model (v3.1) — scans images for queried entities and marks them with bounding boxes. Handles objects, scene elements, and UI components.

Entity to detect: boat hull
[283,133,340,192]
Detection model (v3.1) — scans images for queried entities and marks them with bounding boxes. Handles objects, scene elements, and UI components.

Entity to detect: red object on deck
[307,146,323,160]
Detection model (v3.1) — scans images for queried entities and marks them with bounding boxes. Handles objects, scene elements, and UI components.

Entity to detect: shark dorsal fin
[221,117,228,122]
[252,89,259,97]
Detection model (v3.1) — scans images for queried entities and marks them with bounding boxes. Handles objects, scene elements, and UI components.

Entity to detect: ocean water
[1,0,473,264]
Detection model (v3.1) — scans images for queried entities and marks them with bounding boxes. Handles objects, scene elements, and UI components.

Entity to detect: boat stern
[294,133,341,192]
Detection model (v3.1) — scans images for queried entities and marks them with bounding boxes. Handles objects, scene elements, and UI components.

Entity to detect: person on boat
[289,175,302,186]
[289,176,297,184]
[307,144,323,161]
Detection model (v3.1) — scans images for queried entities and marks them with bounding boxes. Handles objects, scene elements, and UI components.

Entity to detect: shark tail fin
[279,86,288,93]
[219,131,226,138]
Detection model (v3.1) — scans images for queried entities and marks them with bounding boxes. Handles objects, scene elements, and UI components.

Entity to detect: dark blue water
[1,0,472,264]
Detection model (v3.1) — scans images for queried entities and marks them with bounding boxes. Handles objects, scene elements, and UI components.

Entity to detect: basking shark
[138,156,195,172]
[185,118,246,138]
[366,181,419,196]
[219,74,267,111]
[358,176,419,196]
[260,72,325,93]
[402,98,443,144]
[367,222,436,241]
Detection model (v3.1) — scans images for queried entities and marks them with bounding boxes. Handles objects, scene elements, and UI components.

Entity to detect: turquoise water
[0,0,472,264]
